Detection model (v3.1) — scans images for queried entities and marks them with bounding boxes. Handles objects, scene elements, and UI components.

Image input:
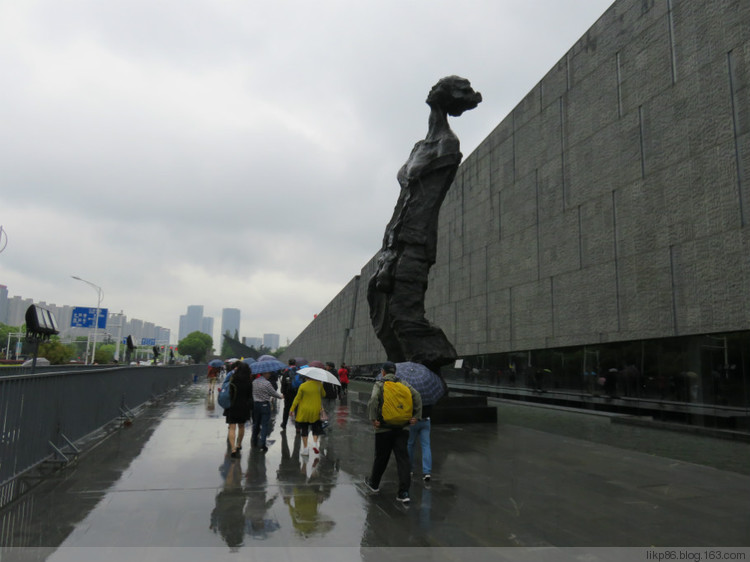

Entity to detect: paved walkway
[2,381,749,561]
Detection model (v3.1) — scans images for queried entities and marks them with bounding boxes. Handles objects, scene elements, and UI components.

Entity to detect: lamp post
[112,310,124,362]
[71,276,103,365]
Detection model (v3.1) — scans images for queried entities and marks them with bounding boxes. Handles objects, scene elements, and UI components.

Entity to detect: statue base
[348,390,497,424]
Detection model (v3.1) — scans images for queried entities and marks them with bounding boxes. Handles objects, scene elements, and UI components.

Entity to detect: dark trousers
[369,428,411,494]
[251,402,271,447]
[281,394,294,428]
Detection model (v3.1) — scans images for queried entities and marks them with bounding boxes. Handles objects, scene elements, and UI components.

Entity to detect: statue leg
[388,258,457,369]
[367,273,406,362]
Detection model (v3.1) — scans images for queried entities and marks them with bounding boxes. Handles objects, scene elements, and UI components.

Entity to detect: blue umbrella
[208,359,223,368]
[251,359,287,375]
[242,357,257,365]
[257,354,276,361]
[395,362,447,405]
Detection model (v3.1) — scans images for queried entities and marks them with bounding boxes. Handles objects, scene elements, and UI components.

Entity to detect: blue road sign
[70,307,108,329]
[141,338,156,346]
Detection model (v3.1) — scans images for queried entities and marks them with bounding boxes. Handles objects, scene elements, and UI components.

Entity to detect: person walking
[364,361,422,504]
[289,374,326,456]
[323,362,339,403]
[407,403,432,482]
[223,361,253,459]
[279,359,299,433]
[207,365,220,394]
[251,369,284,453]
[337,362,350,398]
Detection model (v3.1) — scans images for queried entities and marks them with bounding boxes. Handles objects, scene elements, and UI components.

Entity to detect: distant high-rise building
[0,284,8,324]
[156,326,171,345]
[7,296,33,326]
[221,308,241,340]
[243,336,262,349]
[201,317,214,340]
[178,315,189,341]
[1,289,169,344]
[178,305,204,341]
[263,333,280,351]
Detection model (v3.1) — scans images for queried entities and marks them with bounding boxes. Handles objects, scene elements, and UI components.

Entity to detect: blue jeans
[407,418,432,475]
[252,402,271,447]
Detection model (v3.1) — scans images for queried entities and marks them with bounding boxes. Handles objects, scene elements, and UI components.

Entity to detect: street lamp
[71,275,103,365]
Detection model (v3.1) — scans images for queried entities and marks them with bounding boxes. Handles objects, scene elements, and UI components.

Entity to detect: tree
[38,340,75,364]
[251,345,272,357]
[0,323,23,359]
[95,344,116,364]
[178,331,213,364]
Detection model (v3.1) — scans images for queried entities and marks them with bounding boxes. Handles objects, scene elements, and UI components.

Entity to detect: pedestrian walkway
[2,380,749,560]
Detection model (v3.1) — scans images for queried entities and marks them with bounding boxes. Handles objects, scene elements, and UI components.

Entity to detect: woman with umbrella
[224,361,253,458]
[289,369,327,456]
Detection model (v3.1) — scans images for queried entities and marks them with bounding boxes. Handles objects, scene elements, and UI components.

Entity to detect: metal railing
[0,364,199,509]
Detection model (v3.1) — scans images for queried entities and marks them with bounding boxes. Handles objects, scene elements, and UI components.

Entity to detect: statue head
[427,76,482,116]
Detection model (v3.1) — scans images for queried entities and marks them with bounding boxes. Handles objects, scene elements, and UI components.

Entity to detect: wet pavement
[2,380,749,560]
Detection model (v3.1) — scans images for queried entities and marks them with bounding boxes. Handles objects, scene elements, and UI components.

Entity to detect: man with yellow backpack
[364,361,422,504]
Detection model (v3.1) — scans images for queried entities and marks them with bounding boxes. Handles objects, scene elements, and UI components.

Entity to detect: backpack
[217,371,234,409]
[292,371,304,393]
[281,367,296,394]
[378,379,413,427]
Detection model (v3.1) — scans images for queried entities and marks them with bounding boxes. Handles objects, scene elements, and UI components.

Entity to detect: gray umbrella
[395,362,447,405]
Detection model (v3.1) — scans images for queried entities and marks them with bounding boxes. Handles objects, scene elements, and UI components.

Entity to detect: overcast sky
[0,0,613,346]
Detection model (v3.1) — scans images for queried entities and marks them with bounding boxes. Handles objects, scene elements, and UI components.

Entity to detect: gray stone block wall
[283,0,750,368]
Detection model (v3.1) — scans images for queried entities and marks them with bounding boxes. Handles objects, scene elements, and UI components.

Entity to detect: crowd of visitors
[210,357,432,505]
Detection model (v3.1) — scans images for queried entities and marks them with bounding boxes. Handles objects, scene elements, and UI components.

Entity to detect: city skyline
[177,304,281,351]
[2,284,288,349]
[1,287,170,361]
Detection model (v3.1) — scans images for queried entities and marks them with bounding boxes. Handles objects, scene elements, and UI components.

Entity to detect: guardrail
[0,363,183,377]
[0,364,199,509]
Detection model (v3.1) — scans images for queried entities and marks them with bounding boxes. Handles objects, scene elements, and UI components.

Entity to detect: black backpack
[281,367,297,394]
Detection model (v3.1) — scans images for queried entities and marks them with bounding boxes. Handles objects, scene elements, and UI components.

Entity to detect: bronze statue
[368,76,482,372]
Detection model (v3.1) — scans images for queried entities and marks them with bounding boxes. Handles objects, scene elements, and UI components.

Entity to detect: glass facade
[440,331,750,430]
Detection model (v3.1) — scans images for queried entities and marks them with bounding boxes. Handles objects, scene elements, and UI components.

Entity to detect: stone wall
[284,0,750,367]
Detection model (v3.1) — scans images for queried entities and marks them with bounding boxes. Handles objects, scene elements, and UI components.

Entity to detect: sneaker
[260,446,268,453]
[423,474,431,482]
[230,450,240,459]
[312,447,319,455]
[363,478,380,493]
[396,491,410,503]
[301,447,309,456]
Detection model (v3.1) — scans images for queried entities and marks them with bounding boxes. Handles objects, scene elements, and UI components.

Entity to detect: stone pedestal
[347,390,497,424]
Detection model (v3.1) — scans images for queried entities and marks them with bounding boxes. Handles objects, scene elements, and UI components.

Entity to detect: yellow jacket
[290,380,326,423]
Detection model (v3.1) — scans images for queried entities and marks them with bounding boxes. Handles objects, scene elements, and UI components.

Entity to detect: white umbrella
[298,366,341,386]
